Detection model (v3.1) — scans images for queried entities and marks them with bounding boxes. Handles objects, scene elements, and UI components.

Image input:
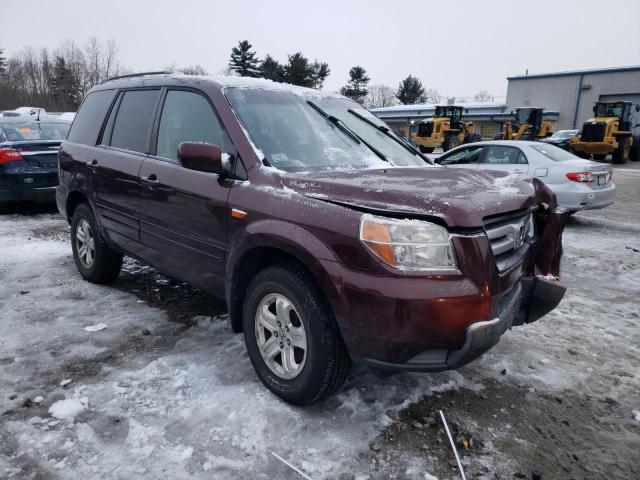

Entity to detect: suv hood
[280,167,538,228]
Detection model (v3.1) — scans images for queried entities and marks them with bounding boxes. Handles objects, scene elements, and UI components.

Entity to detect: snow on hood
[279,167,537,228]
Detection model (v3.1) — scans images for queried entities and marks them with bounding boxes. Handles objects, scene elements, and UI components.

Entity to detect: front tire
[612,137,630,164]
[443,134,461,152]
[630,137,640,162]
[419,145,435,154]
[71,203,122,284]
[242,263,350,405]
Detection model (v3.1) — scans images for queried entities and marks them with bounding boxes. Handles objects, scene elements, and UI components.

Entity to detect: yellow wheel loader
[569,101,640,164]
[411,105,481,153]
[500,107,554,141]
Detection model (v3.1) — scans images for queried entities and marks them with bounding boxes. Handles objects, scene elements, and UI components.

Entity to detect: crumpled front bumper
[354,275,566,372]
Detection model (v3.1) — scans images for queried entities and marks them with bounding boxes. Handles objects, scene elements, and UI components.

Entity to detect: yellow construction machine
[570,101,640,163]
[411,105,481,153]
[500,107,553,141]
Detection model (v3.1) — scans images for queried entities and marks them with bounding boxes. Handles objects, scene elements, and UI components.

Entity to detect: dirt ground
[1,164,639,479]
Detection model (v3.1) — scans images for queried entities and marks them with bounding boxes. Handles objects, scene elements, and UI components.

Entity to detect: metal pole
[439,409,467,480]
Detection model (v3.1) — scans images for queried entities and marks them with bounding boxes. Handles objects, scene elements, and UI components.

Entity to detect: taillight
[0,149,24,164]
[566,171,593,182]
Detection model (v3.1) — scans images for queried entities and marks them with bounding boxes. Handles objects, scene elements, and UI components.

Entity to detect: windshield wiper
[347,108,433,164]
[307,100,389,163]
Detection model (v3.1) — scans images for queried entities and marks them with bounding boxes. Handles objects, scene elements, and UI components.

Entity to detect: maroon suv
[56,73,567,405]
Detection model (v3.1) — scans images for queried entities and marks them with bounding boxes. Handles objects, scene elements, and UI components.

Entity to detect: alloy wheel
[254,293,307,380]
[75,218,95,269]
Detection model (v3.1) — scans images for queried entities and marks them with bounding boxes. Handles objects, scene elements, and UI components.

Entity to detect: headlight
[359,214,457,271]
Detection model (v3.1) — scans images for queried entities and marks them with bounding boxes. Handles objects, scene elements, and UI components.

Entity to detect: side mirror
[177,142,224,174]
[593,105,598,115]
[636,104,640,112]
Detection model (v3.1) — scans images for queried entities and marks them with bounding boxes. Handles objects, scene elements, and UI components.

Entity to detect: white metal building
[506,65,640,131]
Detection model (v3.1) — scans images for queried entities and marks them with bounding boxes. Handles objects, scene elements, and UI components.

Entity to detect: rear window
[109,89,160,153]
[67,90,116,145]
[530,144,577,161]
[0,122,70,142]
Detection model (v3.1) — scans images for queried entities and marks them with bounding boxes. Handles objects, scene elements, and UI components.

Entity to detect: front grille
[417,122,433,138]
[483,209,534,270]
[581,122,606,142]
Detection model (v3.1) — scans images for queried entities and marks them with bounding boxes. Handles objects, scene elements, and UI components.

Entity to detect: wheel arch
[65,190,91,223]
[225,222,345,335]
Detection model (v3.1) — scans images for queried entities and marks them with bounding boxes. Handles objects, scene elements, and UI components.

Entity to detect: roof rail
[100,71,172,84]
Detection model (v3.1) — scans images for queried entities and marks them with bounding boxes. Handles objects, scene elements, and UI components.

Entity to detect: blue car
[0,117,71,204]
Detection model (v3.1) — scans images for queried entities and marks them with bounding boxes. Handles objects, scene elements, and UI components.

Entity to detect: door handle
[141,174,159,184]
[86,159,98,167]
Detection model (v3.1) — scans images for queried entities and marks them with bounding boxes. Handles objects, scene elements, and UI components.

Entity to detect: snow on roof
[371,102,506,114]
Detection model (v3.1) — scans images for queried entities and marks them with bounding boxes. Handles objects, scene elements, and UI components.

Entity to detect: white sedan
[433,140,616,212]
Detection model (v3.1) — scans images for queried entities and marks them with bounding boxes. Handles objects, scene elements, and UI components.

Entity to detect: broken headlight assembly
[359,214,457,271]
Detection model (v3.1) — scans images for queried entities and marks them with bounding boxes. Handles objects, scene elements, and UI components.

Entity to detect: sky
[2,0,639,99]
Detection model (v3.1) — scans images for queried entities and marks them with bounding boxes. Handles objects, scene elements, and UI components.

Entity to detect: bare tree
[365,84,398,108]
[424,88,441,104]
[180,65,208,75]
[0,38,124,111]
[473,90,493,102]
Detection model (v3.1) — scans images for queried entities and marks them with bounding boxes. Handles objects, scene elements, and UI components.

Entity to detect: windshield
[313,97,426,167]
[516,109,533,125]
[0,122,70,142]
[226,88,426,172]
[225,88,390,172]
[530,144,578,161]
[594,103,627,118]
[550,130,578,139]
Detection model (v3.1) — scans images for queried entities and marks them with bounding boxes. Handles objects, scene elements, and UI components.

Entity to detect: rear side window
[67,90,116,145]
[156,90,226,161]
[438,146,484,165]
[482,146,527,165]
[530,144,576,161]
[109,89,160,154]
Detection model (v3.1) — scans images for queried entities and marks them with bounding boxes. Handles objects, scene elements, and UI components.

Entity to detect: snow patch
[49,397,88,420]
[84,322,108,332]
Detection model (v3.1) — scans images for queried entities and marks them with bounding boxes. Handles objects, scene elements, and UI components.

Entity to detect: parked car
[57,74,567,405]
[0,117,71,204]
[540,129,580,151]
[434,140,615,213]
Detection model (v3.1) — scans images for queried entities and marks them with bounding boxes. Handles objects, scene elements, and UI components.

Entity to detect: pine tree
[228,40,260,77]
[310,60,330,89]
[0,48,6,74]
[396,75,427,105]
[49,56,79,110]
[340,66,370,104]
[283,53,330,89]
[284,52,313,87]
[260,54,284,82]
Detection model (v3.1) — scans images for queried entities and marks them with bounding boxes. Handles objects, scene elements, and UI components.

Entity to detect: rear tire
[443,134,461,152]
[612,137,630,164]
[419,145,435,154]
[630,137,640,162]
[71,203,122,284]
[463,132,481,144]
[242,263,350,405]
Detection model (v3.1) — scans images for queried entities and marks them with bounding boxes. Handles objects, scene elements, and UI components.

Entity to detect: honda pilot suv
[57,73,567,405]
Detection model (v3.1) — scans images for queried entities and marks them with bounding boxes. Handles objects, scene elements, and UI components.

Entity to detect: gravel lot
[1,164,639,479]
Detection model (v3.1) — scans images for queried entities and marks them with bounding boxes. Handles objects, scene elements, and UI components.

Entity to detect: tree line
[226,40,442,108]
[0,39,123,111]
[0,39,493,112]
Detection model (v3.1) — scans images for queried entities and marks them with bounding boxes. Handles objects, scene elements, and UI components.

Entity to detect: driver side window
[438,146,484,165]
[156,90,234,164]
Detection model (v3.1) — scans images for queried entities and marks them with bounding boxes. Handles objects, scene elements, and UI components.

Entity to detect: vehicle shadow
[0,202,59,216]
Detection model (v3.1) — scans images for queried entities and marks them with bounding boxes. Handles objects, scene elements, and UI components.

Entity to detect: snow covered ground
[1,167,639,479]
